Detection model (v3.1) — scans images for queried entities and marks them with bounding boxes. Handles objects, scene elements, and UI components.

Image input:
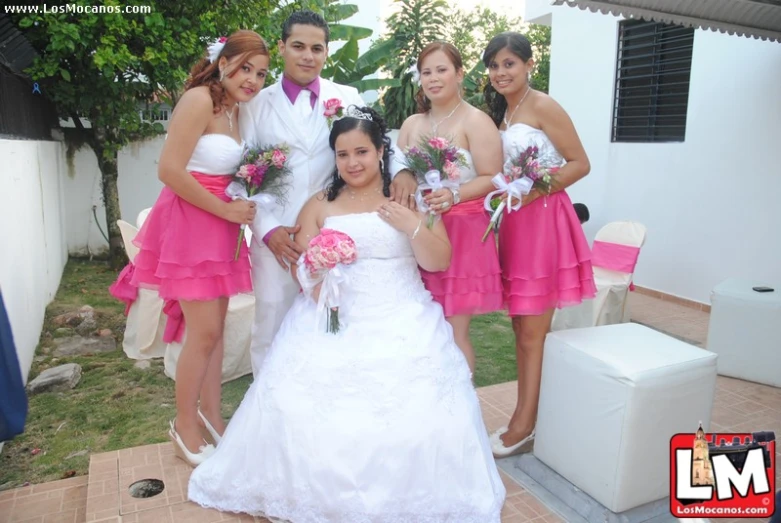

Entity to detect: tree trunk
[93,136,127,270]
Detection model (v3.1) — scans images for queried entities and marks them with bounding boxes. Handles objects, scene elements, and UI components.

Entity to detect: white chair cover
[117,220,140,262]
[551,221,647,331]
[136,207,152,229]
[164,293,255,384]
[116,220,168,360]
[117,216,255,382]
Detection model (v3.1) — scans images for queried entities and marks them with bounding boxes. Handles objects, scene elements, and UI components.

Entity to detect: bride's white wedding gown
[188,212,506,522]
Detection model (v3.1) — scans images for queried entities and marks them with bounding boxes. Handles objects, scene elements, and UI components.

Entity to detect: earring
[380,159,385,172]
[220,69,225,82]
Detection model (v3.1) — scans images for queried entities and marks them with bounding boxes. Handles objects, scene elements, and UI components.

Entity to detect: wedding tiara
[339,105,374,122]
[207,36,227,63]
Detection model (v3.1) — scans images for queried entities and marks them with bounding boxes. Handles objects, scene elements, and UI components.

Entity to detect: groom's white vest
[240,77,364,377]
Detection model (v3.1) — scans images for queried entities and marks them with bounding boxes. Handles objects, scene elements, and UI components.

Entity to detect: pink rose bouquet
[226,143,292,259]
[301,229,358,333]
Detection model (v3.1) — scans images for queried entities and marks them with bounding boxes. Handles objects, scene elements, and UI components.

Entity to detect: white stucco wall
[0,139,69,382]
[526,0,781,304]
[62,137,166,255]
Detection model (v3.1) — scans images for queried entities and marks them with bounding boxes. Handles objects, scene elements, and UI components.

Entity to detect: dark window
[612,20,694,142]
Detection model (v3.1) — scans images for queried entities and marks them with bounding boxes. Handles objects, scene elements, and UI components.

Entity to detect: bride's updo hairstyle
[325,106,393,202]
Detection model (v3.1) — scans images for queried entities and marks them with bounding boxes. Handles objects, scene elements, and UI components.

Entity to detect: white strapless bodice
[500,123,564,168]
[185,134,245,175]
[321,213,431,313]
[456,148,478,185]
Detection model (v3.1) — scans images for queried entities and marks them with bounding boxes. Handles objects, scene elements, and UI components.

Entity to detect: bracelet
[410,219,422,240]
[449,187,461,205]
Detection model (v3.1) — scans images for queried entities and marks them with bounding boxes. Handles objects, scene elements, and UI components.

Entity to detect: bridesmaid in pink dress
[396,42,504,374]
[482,32,597,457]
[131,31,269,467]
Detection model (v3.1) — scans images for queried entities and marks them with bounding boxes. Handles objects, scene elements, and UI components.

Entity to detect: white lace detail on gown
[187,213,505,523]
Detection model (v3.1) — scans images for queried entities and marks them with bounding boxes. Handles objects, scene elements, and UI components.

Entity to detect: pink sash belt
[190,172,233,196]
[448,198,485,216]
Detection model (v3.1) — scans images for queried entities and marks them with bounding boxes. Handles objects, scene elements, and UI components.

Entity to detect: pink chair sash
[162,300,185,343]
[109,263,138,315]
[109,261,185,343]
[591,240,641,290]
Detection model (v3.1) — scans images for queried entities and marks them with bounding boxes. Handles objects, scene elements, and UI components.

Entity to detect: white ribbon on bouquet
[483,173,534,215]
[295,257,350,333]
[225,180,280,239]
[414,169,460,221]
[480,173,534,242]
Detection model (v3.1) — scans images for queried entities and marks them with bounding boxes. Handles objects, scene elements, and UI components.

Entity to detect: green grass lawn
[0,259,517,490]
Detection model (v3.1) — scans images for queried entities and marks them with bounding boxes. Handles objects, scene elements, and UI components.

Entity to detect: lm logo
[670,425,776,519]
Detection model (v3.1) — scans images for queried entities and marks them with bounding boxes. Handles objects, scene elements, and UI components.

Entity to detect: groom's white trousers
[249,241,299,377]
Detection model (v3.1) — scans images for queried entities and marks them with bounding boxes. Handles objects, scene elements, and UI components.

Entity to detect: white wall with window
[525,0,781,304]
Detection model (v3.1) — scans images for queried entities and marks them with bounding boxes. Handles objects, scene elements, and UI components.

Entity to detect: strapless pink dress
[498,124,596,316]
[419,149,503,317]
[131,134,252,301]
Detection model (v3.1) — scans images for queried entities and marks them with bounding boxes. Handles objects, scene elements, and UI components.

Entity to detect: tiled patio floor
[1,292,778,523]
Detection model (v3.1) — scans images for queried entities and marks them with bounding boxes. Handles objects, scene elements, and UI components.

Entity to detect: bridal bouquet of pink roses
[403,136,466,228]
[298,229,358,333]
[481,145,561,242]
[226,143,292,259]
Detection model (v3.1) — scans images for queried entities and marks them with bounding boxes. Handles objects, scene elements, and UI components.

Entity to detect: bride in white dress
[187,106,506,522]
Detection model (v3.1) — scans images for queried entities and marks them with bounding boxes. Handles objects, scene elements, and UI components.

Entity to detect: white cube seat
[534,323,718,513]
[707,278,781,387]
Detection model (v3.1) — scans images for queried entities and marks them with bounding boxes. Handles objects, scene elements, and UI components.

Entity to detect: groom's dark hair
[281,10,330,45]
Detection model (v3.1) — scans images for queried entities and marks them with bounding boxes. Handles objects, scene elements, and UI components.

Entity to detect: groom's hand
[389,170,418,211]
[267,225,303,270]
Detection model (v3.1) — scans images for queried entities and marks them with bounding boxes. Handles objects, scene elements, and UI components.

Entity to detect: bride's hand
[378,201,420,237]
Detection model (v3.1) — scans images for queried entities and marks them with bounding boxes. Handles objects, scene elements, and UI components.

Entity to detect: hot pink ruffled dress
[498,124,596,316]
[130,134,252,302]
[419,149,504,317]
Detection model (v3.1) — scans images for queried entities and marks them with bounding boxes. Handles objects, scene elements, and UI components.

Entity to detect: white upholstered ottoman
[707,278,781,387]
[533,323,718,513]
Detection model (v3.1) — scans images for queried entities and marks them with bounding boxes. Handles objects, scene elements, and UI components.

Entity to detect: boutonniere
[324,98,344,128]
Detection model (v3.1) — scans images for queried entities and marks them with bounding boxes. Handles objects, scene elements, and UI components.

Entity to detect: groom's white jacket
[239,77,364,243]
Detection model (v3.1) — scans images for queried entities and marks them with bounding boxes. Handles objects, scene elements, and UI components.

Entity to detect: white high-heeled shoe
[489,426,536,458]
[197,409,223,446]
[169,420,215,467]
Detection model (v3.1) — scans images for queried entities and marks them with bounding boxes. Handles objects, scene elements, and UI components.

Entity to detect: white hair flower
[207,36,227,63]
[406,62,420,85]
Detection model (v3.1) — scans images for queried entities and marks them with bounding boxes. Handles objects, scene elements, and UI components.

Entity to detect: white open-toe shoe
[489,426,536,458]
[197,409,223,446]
[168,420,216,467]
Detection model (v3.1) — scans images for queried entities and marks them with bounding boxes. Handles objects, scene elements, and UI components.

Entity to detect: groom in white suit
[240,10,418,376]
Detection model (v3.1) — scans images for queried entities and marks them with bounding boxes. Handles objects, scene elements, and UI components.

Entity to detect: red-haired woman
[131,30,269,467]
